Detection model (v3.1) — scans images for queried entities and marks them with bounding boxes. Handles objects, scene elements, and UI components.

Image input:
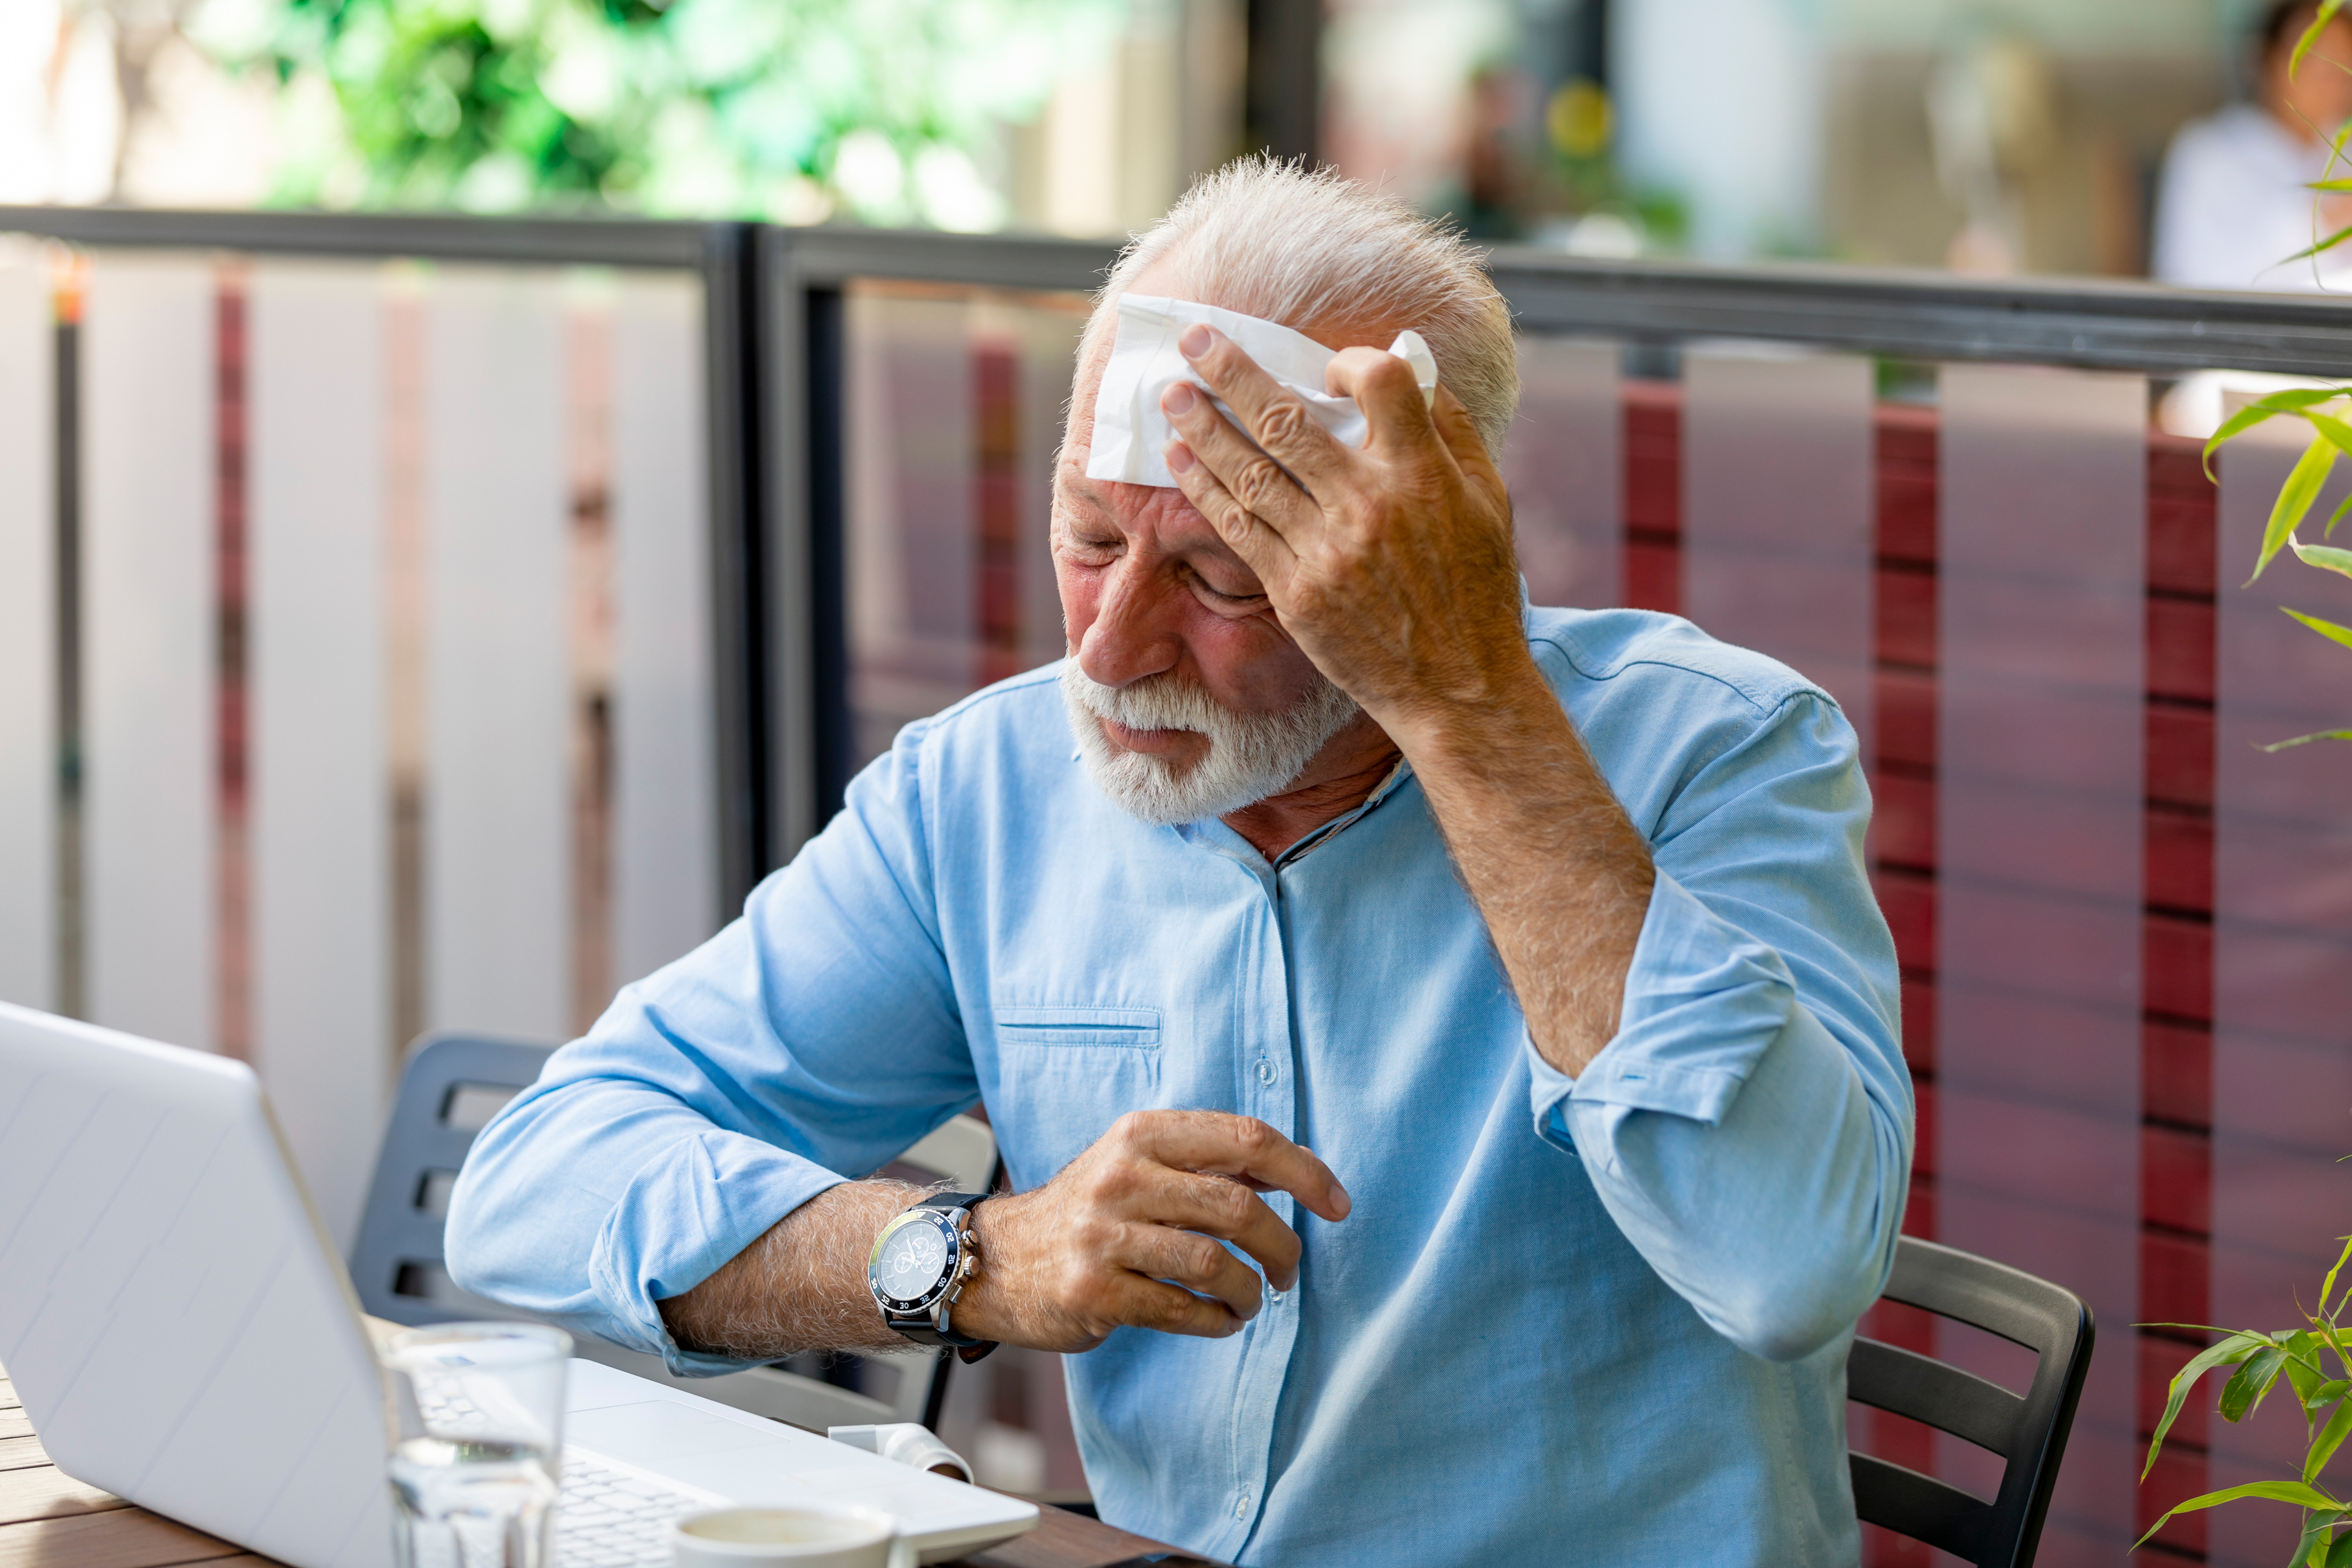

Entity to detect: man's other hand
[956,1109,1351,1353]
[1157,324,1529,735]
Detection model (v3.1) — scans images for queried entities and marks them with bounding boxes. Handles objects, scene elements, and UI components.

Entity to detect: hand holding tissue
[1085,295,1437,488]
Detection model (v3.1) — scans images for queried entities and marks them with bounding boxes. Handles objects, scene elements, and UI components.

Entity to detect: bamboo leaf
[2295,2,2352,80]
[2320,1237,2352,1321]
[2298,1508,2345,1567]
[2203,388,2349,479]
[2311,412,2352,460]
[2325,488,2352,537]
[2284,607,2352,653]
[2294,1350,2329,1409]
[2224,1344,2294,1423]
[2283,222,2352,267]
[2259,730,2352,753]
[2311,180,2352,192]
[2329,1526,2352,1566]
[2292,539,2352,579]
[2311,1400,2352,1483]
[2132,1482,2351,1552]
[2147,1331,2272,1479]
[2253,437,2341,584]
[2308,1380,2350,1412]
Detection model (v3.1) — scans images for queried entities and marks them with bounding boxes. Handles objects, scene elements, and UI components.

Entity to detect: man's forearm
[1393,662,1654,1077]
[658,1180,918,1360]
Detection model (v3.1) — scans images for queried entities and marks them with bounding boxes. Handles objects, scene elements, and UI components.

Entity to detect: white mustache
[1060,662,1360,825]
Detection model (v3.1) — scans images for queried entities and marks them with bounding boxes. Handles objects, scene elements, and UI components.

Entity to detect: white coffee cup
[671,1506,916,1568]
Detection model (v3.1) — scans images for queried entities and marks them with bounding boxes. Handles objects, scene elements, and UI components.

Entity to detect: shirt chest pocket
[985,1004,1164,1190]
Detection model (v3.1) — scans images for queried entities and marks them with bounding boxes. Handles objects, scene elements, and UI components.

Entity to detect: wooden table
[0,1369,1214,1568]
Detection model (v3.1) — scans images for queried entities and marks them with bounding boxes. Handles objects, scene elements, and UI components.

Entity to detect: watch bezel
[867,1206,967,1316]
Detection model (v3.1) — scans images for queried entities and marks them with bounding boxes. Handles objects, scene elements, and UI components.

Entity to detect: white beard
[1060,660,1362,826]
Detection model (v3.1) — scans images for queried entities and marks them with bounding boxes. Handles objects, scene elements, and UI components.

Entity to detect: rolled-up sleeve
[1527,689,1911,1363]
[444,718,978,1374]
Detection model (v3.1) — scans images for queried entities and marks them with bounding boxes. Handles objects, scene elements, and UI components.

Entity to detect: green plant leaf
[2311,413,2352,458]
[2224,1343,2295,1423]
[2259,729,2352,753]
[2310,1400,2352,1483]
[2285,223,2352,267]
[2296,2,2352,81]
[2146,1331,2272,1479]
[2311,180,2352,192]
[2293,539,2352,578]
[2294,1349,2329,1409]
[2283,607,2352,653]
[2132,1481,2351,1552]
[2320,1237,2352,1323]
[2252,436,2343,584]
[2329,1524,2352,1566]
[2202,388,2348,479]
[2297,1507,2347,1567]
[2308,1379,2349,1412]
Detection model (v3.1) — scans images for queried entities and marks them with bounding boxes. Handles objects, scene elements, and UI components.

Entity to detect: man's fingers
[1150,1170,1303,1290]
[1119,1110,1352,1223]
[1160,379,1318,540]
[1118,1221,1266,1322]
[1325,346,1438,458]
[1427,385,1499,474]
[1110,1275,1245,1340]
[1165,439,1299,595]
[1176,324,1354,491]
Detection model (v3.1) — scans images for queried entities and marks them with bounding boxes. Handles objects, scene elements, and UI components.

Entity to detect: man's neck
[1220,713,1403,862]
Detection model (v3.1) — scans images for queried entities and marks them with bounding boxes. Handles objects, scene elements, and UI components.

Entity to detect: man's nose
[1076,558,1182,689]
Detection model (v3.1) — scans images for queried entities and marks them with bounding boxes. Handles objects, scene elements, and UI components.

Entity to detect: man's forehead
[1057,460,1245,558]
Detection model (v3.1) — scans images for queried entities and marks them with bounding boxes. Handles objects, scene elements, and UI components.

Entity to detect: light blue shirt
[447,605,1909,1568]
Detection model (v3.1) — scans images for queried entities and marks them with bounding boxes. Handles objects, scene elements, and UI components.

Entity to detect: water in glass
[380,1323,570,1568]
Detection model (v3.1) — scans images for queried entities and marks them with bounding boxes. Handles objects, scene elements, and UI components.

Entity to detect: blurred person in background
[2152,0,2352,289]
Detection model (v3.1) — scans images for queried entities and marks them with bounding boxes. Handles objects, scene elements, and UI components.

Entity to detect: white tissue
[1085,295,1439,488]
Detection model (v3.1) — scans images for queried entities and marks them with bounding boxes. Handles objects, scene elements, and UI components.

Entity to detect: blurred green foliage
[189,0,1127,223]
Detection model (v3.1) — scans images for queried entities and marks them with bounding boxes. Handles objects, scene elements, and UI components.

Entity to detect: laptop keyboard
[556,1450,721,1568]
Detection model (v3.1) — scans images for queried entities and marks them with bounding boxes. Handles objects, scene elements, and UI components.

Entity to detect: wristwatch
[867,1192,997,1363]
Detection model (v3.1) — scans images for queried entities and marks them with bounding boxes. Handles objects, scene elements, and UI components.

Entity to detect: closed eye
[1186,564,1265,606]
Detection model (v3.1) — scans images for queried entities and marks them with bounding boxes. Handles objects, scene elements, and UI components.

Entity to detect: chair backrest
[1846,1236,2095,1568]
[349,1032,1000,1432]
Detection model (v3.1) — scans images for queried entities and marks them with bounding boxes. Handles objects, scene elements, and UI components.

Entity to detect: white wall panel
[1014,305,1082,669]
[249,260,389,1250]
[845,290,975,771]
[610,273,718,985]
[83,253,215,1052]
[1503,337,1621,611]
[424,269,568,1041]
[1936,363,2145,1564]
[0,240,54,1012]
[1681,347,1875,761]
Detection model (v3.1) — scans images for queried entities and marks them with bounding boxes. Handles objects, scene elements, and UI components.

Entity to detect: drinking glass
[380,1323,573,1568]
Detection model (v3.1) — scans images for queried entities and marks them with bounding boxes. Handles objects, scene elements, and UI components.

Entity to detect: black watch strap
[886,1192,998,1362]
[917,1191,989,1217]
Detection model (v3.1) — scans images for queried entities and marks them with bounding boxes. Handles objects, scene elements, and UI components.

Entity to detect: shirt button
[1235,1493,1251,1519]
[1255,1060,1276,1085]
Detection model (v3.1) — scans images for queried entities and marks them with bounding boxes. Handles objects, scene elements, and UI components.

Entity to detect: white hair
[1077,156,1521,453]
[1061,661,1361,825]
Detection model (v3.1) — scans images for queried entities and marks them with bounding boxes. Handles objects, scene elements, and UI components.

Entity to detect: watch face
[874,1216,951,1304]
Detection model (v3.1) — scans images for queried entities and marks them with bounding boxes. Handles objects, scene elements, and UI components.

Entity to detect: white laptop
[0,1001,1037,1568]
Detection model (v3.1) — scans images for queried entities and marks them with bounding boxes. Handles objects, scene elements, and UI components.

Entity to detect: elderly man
[448,159,1908,1567]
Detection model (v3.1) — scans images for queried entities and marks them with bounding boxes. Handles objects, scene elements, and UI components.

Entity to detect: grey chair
[349,1032,1001,1433]
[1846,1236,2095,1568]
